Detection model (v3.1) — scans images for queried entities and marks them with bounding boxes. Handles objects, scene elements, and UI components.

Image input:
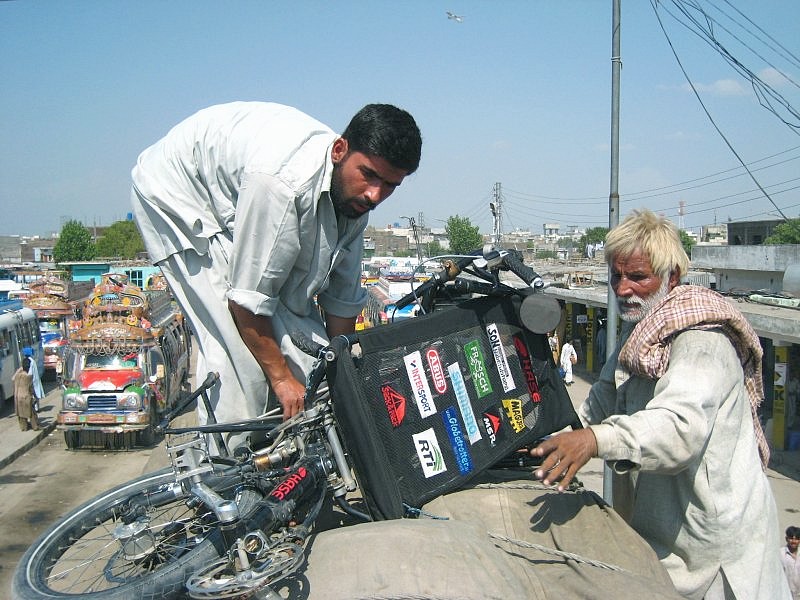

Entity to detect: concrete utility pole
[603,0,622,506]
[400,215,423,263]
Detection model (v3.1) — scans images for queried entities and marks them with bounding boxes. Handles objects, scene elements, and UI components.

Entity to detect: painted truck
[23,275,94,378]
[56,275,191,449]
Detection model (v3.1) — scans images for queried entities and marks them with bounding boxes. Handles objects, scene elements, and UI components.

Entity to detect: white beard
[617,277,670,323]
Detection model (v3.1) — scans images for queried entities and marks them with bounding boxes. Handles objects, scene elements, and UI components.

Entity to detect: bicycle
[13,245,581,600]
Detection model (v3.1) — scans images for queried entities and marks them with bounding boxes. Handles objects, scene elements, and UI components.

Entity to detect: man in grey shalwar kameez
[131,102,421,450]
[530,210,789,599]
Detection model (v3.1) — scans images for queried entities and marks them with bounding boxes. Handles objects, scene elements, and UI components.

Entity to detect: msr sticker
[502,398,526,433]
[442,407,474,475]
[380,384,406,427]
[426,347,448,394]
[413,428,447,478]
[486,323,516,393]
[482,407,503,447]
[447,363,482,444]
[464,340,493,398]
[404,351,436,418]
[513,334,542,402]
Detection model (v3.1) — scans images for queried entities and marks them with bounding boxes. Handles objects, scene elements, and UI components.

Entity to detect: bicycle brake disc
[185,541,305,599]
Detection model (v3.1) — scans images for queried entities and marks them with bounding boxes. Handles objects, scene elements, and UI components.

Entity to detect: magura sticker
[513,334,542,402]
[486,323,516,393]
[447,362,482,444]
[380,384,406,427]
[464,340,493,398]
[442,407,474,475]
[413,428,447,478]
[426,347,448,394]
[502,398,526,433]
[404,350,436,418]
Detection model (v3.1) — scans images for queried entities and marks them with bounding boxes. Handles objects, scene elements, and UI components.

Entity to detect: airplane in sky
[446,11,464,23]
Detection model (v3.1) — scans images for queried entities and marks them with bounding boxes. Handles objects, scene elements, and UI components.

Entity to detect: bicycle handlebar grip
[504,251,544,290]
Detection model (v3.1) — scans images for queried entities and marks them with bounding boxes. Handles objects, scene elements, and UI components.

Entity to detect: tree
[764,218,800,244]
[578,227,609,256]
[445,215,483,255]
[53,220,96,263]
[95,220,145,259]
[679,230,696,258]
[426,240,445,258]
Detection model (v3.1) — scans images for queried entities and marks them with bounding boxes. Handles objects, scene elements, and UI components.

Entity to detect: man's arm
[228,299,305,419]
[325,313,357,339]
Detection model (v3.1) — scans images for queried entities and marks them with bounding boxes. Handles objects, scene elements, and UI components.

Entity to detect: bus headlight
[118,392,141,409]
[63,393,87,410]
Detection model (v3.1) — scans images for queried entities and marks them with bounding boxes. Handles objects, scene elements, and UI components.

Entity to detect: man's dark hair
[787,526,800,538]
[22,357,31,371]
[342,104,422,174]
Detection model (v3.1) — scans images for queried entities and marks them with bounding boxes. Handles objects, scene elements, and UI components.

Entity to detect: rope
[487,531,627,573]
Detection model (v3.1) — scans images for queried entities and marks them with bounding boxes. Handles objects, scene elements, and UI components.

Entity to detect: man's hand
[272,376,306,420]
[530,428,598,491]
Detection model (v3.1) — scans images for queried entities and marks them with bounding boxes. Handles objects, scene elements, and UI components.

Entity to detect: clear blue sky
[2,0,798,238]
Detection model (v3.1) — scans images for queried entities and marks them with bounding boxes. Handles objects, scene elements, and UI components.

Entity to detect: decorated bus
[56,275,191,449]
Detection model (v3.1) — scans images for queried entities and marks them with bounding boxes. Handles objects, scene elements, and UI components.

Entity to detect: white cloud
[681,79,748,96]
[758,67,797,87]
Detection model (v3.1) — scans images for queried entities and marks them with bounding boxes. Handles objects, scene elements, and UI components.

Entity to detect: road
[0,410,159,596]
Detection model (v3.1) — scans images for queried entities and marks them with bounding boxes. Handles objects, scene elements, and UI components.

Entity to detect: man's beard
[330,164,371,220]
[617,277,671,323]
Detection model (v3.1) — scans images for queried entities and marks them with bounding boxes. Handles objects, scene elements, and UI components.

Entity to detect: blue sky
[2,0,798,238]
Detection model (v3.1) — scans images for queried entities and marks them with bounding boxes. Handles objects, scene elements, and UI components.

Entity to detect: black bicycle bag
[328,294,580,520]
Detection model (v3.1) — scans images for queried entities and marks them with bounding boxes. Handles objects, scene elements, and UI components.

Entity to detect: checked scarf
[618,285,770,470]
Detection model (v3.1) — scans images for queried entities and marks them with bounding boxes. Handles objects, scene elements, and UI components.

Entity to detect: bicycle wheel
[13,467,263,600]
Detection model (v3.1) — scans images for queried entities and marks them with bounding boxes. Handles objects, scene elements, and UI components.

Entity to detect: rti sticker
[464,340,493,398]
[502,398,526,433]
[486,323,516,393]
[513,334,542,402]
[447,363,482,444]
[442,407,474,475]
[404,350,436,418]
[380,384,406,427]
[413,428,447,478]
[426,347,448,394]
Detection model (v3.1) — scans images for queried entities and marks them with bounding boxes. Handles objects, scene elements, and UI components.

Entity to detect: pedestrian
[23,346,44,405]
[131,101,421,451]
[13,357,41,432]
[530,209,788,599]
[559,339,577,385]
[783,526,800,599]
[596,318,607,368]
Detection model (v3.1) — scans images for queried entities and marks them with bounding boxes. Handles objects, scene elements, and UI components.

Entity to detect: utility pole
[400,215,423,264]
[603,0,622,506]
[490,182,503,245]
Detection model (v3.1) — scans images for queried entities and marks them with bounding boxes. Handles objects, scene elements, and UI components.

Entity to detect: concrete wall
[692,245,800,294]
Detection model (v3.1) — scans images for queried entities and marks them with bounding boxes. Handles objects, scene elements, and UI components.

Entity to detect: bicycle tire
[13,467,263,600]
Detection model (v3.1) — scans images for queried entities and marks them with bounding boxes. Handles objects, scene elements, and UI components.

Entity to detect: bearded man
[531,209,789,599]
[131,102,421,450]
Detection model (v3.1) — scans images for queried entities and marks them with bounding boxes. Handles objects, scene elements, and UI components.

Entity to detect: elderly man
[131,102,421,450]
[531,210,788,599]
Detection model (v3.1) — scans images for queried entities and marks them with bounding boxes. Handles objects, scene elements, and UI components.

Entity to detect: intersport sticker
[486,323,516,393]
[413,428,447,478]
[404,350,436,418]
[512,334,542,402]
[380,384,406,427]
[447,363,482,444]
[442,407,474,475]
[426,347,448,394]
[464,340,493,398]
